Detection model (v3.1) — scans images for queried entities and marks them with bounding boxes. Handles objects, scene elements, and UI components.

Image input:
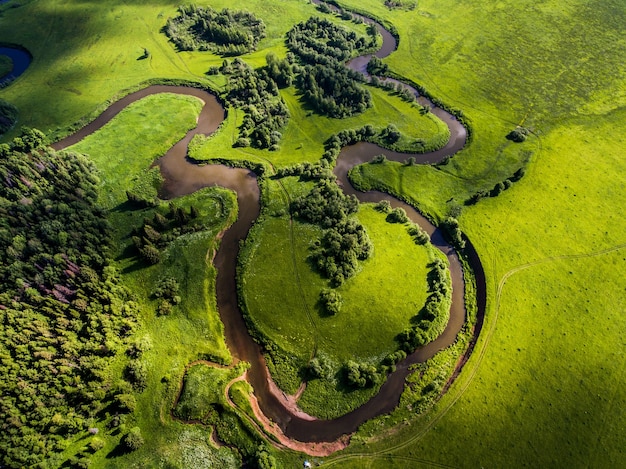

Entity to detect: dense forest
[286,16,375,117]
[0,131,139,468]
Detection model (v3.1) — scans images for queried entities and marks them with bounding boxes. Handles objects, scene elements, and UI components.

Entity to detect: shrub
[408,223,430,244]
[122,427,144,452]
[344,360,381,388]
[152,277,179,301]
[89,437,105,453]
[319,288,343,315]
[115,393,136,413]
[0,98,18,135]
[307,356,333,380]
[387,207,409,223]
[139,244,160,264]
[506,126,530,142]
[375,199,392,213]
[440,217,465,250]
[125,361,148,391]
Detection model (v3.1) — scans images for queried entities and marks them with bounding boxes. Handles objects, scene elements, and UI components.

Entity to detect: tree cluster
[286,16,373,118]
[384,0,417,10]
[151,276,181,316]
[286,16,370,67]
[291,179,372,286]
[319,287,343,315]
[0,134,139,468]
[397,258,450,351]
[164,5,266,56]
[307,355,333,380]
[439,216,465,250]
[344,360,381,388]
[465,167,526,205]
[366,55,389,76]
[506,126,531,142]
[222,58,290,150]
[130,201,201,265]
[296,64,371,118]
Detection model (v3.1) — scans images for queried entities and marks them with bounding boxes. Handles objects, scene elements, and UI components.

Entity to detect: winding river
[37,5,489,448]
[0,45,31,87]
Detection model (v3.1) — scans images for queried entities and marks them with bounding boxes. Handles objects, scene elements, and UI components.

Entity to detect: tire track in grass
[323,241,626,466]
[277,177,320,358]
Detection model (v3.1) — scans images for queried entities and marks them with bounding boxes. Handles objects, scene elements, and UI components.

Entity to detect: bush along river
[49,5,486,455]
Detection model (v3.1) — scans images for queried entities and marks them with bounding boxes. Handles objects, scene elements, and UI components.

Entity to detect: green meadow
[241,181,442,416]
[0,0,624,467]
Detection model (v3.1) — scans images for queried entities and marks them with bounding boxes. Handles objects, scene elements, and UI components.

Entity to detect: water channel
[9,3,487,446]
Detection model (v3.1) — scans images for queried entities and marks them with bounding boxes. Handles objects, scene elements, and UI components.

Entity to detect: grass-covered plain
[71,92,203,207]
[241,176,443,417]
[0,0,624,467]
[189,84,449,168]
[313,0,626,467]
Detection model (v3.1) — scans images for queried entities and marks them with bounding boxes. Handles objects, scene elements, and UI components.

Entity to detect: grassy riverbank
[0,54,11,77]
[189,84,449,168]
[241,179,444,416]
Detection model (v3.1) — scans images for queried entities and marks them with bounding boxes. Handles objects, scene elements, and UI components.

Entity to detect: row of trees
[397,258,451,351]
[296,64,371,118]
[164,5,266,56]
[465,167,526,205]
[286,16,372,67]
[130,201,202,265]
[0,131,139,468]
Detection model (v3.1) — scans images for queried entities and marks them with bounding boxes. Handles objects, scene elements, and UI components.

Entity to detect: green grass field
[189,84,449,168]
[1,0,624,467]
[241,184,443,416]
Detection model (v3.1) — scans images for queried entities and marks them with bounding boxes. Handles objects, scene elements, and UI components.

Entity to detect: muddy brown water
[50,6,486,444]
